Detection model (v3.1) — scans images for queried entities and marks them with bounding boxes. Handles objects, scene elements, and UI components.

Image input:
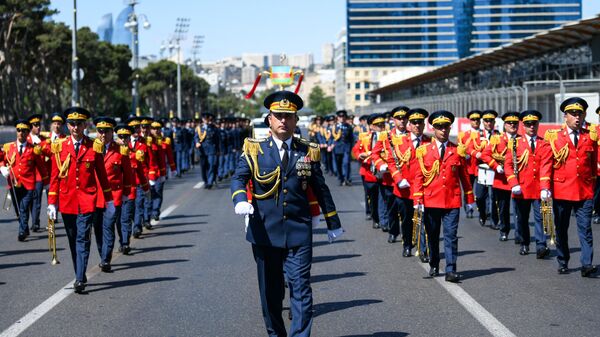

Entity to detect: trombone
[541,198,556,246]
[48,218,60,265]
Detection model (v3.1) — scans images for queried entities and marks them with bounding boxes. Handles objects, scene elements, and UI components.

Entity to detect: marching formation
[316,97,598,283]
[0,108,249,294]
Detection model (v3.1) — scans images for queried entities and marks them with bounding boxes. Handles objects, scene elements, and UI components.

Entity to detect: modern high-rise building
[97,13,113,43]
[113,6,133,46]
[346,0,582,68]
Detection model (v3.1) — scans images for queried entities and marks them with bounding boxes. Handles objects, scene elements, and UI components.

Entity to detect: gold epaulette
[33,144,42,155]
[93,138,104,154]
[135,150,145,162]
[377,131,388,142]
[146,136,153,146]
[157,138,163,146]
[164,137,172,145]
[589,125,598,142]
[40,131,50,138]
[415,144,427,159]
[242,138,266,157]
[51,138,67,154]
[358,132,369,140]
[470,131,478,140]
[296,137,320,162]
[3,142,12,153]
[391,133,405,146]
[457,143,467,157]
[120,145,130,156]
[489,134,501,146]
[544,129,559,142]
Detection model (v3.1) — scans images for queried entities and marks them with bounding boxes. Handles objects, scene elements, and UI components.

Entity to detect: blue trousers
[476,182,498,225]
[15,187,34,235]
[117,199,134,246]
[63,213,94,282]
[134,186,149,231]
[228,152,236,172]
[514,198,543,248]
[396,197,425,252]
[218,154,227,178]
[182,148,190,170]
[93,206,119,264]
[553,199,594,268]
[378,184,389,228]
[176,150,185,175]
[334,151,350,183]
[252,244,313,337]
[494,188,512,235]
[30,181,43,229]
[363,179,379,222]
[147,180,164,219]
[425,207,460,273]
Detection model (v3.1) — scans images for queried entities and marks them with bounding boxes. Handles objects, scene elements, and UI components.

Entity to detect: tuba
[48,218,60,265]
[541,198,555,246]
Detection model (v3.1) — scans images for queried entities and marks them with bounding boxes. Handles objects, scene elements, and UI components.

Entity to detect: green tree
[308,86,336,116]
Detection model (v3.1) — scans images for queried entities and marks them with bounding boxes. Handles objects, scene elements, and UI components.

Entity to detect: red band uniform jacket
[480,133,512,191]
[505,134,550,200]
[2,142,49,190]
[385,133,431,199]
[351,131,379,183]
[95,142,133,208]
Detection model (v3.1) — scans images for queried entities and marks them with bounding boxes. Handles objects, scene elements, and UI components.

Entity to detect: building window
[347,82,351,89]
[355,94,361,101]
[364,94,368,101]
[383,71,388,76]
[364,82,370,89]
[364,70,368,76]
[355,71,360,77]
[355,82,360,89]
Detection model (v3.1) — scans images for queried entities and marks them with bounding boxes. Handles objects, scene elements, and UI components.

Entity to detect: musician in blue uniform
[195,113,220,189]
[217,118,229,181]
[171,117,186,178]
[332,110,354,186]
[231,90,344,337]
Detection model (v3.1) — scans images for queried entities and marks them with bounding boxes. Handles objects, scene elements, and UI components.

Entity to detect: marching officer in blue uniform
[332,110,354,186]
[171,117,186,177]
[217,118,229,181]
[231,90,344,337]
[195,113,220,189]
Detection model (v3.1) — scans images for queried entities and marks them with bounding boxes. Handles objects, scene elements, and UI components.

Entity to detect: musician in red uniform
[1,120,49,241]
[505,110,551,257]
[147,120,167,221]
[352,114,385,230]
[540,97,597,277]
[413,110,475,283]
[383,109,432,259]
[128,117,152,238]
[481,112,520,241]
[458,110,482,218]
[92,117,133,272]
[469,110,500,228]
[26,114,47,232]
[592,106,600,225]
[372,106,408,235]
[47,107,114,293]
[152,120,175,219]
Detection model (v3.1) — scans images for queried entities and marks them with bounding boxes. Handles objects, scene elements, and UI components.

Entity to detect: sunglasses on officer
[523,121,538,127]
[483,119,495,123]
[67,120,85,127]
[409,119,424,125]
[16,128,30,133]
[433,123,451,130]
[505,121,518,126]
[117,134,129,140]
[97,128,109,134]
[31,123,40,127]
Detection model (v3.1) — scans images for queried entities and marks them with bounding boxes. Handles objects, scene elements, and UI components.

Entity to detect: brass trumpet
[2,188,11,211]
[541,198,555,246]
[48,218,60,265]
[412,205,428,257]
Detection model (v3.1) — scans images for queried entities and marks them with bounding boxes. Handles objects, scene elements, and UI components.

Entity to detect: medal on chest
[296,156,312,191]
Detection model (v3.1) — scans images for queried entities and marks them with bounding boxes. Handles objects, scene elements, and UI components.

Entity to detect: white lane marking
[1,203,180,337]
[193,181,205,189]
[0,266,100,337]
[418,263,517,337]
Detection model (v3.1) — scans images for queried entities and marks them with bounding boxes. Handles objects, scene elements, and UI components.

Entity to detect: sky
[49,0,600,64]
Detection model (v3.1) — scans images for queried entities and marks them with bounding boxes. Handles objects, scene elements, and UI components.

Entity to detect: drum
[477,164,495,186]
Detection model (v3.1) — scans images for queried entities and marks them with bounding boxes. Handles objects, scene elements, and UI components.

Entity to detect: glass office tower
[347,0,582,67]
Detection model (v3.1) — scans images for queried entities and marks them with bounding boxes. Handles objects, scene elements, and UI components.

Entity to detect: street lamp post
[174,18,190,120]
[125,0,150,117]
[71,0,80,106]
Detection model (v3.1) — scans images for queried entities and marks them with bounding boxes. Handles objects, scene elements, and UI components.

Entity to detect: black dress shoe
[144,222,152,230]
[345,180,352,186]
[581,265,598,277]
[402,247,411,257]
[514,238,522,245]
[491,224,501,230]
[372,222,380,229]
[132,230,141,239]
[445,272,461,283]
[366,215,372,221]
[73,281,86,294]
[519,245,529,255]
[593,217,600,224]
[419,254,430,264]
[558,266,569,274]
[152,215,160,221]
[478,218,486,227]
[32,226,40,233]
[99,262,112,273]
[122,245,131,255]
[429,267,439,277]
[499,233,508,241]
[467,209,474,219]
[536,247,550,259]
[387,234,396,243]
[17,233,27,242]
[381,225,389,232]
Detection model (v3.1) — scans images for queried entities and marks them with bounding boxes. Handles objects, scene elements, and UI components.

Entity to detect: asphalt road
[1,165,599,337]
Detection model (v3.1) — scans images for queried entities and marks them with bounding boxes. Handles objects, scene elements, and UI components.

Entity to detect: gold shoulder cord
[197,126,207,143]
[332,126,341,141]
[242,139,281,200]
[416,145,439,187]
[490,135,507,163]
[544,130,568,168]
[472,132,487,151]
[391,136,411,167]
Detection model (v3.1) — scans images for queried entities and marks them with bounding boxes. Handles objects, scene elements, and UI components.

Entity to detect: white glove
[122,195,129,203]
[312,216,321,228]
[149,179,156,186]
[466,203,476,212]
[414,203,424,212]
[31,134,41,144]
[398,179,410,189]
[327,227,345,243]
[476,152,482,159]
[168,170,173,179]
[541,189,551,201]
[234,201,254,215]
[511,185,522,195]
[47,204,57,220]
[0,166,9,178]
[496,165,504,174]
[105,201,116,219]
[379,164,388,173]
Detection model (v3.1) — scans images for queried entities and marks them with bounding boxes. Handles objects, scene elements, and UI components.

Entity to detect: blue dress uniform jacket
[195,124,220,155]
[231,136,341,248]
[332,122,354,154]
